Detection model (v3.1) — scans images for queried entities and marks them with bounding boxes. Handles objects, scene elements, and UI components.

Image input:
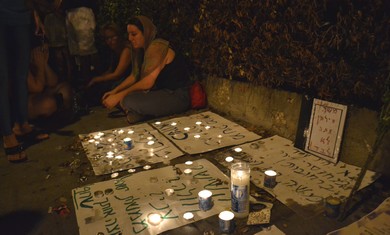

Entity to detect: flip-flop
[16,129,49,148]
[5,144,27,163]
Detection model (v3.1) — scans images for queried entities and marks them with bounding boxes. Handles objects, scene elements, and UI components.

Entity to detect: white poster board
[217,135,377,217]
[72,159,231,235]
[79,123,184,175]
[151,111,261,154]
[305,99,347,163]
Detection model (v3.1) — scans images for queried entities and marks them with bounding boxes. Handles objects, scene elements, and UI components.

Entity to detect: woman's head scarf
[130,15,169,80]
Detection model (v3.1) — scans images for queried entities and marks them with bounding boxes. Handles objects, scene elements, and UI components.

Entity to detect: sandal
[5,144,27,163]
[16,129,49,148]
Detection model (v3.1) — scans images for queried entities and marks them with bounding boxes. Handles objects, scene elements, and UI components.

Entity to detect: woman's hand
[102,93,122,109]
[102,90,115,100]
[31,47,46,69]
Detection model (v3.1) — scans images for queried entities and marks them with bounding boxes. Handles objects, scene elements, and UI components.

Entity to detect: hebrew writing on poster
[79,123,184,175]
[72,159,231,235]
[151,111,262,154]
[216,135,377,218]
[305,98,347,163]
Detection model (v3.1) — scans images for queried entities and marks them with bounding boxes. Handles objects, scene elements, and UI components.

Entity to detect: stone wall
[204,76,390,175]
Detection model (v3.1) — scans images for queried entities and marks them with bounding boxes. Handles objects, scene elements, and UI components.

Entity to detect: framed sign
[305,98,347,163]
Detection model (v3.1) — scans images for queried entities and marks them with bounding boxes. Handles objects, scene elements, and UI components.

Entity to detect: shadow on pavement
[0,210,44,235]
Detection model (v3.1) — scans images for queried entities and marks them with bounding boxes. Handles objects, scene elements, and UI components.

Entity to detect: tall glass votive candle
[230,162,250,218]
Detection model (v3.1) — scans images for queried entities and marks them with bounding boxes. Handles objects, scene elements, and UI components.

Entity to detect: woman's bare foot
[13,122,49,140]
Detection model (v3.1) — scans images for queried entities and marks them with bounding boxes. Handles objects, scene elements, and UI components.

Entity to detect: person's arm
[88,48,131,87]
[102,63,163,109]
[33,9,45,36]
[28,48,46,93]
[39,44,58,88]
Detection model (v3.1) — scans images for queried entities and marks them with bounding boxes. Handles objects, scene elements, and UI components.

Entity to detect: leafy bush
[97,0,389,110]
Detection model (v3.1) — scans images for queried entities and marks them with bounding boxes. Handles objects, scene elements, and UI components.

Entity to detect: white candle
[219,210,234,220]
[195,121,202,125]
[184,169,192,175]
[123,138,133,150]
[183,212,194,220]
[165,188,174,196]
[234,147,242,153]
[219,211,235,233]
[88,139,95,143]
[97,132,104,137]
[107,138,113,142]
[155,121,161,125]
[184,127,190,131]
[118,129,124,134]
[147,140,154,145]
[143,165,152,170]
[198,190,213,211]
[264,170,277,188]
[217,134,223,144]
[111,172,119,178]
[171,122,177,126]
[205,126,211,130]
[115,155,123,159]
[149,148,154,156]
[127,130,134,134]
[231,162,250,218]
[147,213,162,226]
[194,134,201,139]
[225,156,234,162]
[185,161,193,166]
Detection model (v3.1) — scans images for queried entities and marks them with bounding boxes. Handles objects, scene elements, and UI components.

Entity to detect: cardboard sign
[72,159,231,235]
[217,135,377,217]
[151,111,261,154]
[305,99,347,163]
[79,123,184,175]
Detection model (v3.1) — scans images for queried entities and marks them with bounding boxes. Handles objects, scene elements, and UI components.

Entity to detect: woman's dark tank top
[154,52,191,90]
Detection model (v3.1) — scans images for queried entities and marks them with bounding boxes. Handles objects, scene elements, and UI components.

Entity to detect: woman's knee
[37,97,57,117]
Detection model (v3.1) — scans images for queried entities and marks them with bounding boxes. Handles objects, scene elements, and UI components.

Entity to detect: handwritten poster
[72,159,231,235]
[327,197,390,235]
[216,135,377,217]
[305,99,347,163]
[79,123,184,175]
[151,111,261,154]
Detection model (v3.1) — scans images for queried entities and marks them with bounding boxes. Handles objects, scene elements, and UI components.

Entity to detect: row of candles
[147,158,278,233]
[89,120,224,149]
[146,188,235,233]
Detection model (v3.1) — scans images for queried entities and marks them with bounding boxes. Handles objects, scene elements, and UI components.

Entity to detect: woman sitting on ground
[85,22,132,107]
[102,16,191,123]
[27,43,73,120]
